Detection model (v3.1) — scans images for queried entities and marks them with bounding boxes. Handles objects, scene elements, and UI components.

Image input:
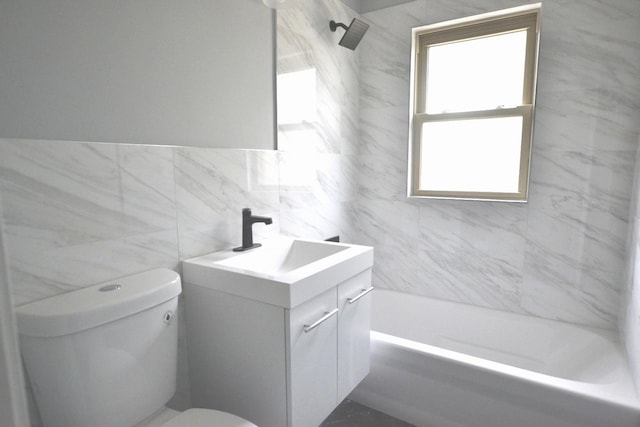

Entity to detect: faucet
[233,208,273,252]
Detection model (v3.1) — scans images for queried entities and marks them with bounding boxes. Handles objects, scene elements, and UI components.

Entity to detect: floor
[321,399,416,427]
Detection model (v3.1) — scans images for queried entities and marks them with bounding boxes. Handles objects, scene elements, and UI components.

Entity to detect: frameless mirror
[0,0,275,150]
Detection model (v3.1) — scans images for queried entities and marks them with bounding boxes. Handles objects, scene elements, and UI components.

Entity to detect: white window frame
[407,4,541,201]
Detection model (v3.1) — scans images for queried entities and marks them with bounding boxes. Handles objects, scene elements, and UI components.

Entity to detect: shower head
[329,18,369,50]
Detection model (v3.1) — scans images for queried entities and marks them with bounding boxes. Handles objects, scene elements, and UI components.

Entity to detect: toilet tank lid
[15,269,182,338]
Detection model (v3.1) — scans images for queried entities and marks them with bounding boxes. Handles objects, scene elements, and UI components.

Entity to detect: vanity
[182,237,374,427]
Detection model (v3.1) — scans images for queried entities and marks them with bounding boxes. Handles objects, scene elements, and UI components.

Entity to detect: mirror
[0,0,275,150]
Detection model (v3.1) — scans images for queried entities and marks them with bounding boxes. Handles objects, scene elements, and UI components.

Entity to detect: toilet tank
[16,269,182,427]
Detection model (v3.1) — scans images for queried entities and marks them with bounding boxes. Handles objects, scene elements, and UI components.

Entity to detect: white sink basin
[183,237,374,308]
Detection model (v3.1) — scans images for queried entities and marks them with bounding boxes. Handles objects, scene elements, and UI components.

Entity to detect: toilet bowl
[138,408,256,427]
[16,269,257,427]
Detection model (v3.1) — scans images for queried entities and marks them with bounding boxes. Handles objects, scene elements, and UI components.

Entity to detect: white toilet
[16,268,257,427]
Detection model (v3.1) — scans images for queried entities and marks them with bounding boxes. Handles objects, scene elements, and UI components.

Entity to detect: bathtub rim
[371,329,640,411]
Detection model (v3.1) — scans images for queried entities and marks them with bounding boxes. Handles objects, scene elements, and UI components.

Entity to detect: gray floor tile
[321,399,416,427]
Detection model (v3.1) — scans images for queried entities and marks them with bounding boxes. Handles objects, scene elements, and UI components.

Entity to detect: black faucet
[233,208,273,252]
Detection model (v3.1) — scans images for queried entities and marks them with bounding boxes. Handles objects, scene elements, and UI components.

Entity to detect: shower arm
[329,20,349,32]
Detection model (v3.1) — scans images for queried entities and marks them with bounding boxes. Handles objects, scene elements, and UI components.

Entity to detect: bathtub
[349,289,640,427]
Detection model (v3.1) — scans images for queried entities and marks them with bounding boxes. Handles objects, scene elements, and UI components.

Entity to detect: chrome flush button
[99,284,121,292]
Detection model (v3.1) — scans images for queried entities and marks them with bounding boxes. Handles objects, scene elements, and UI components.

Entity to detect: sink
[217,239,349,275]
[183,236,373,308]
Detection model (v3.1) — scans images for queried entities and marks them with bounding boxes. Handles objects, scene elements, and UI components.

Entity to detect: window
[408,4,541,201]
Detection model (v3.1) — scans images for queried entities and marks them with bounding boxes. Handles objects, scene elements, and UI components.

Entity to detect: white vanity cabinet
[288,287,338,427]
[184,269,372,427]
[337,273,373,402]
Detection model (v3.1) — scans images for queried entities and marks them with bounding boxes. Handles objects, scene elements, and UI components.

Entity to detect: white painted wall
[0,0,275,149]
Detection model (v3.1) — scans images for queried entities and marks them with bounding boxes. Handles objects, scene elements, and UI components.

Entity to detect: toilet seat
[160,408,258,427]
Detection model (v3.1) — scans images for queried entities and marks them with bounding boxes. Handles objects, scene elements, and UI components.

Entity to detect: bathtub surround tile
[533,88,640,153]
[353,200,423,293]
[275,0,361,243]
[411,202,527,311]
[358,106,409,164]
[352,0,640,331]
[520,278,619,329]
[358,153,407,201]
[522,207,626,328]
[528,149,635,219]
[277,0,359,155]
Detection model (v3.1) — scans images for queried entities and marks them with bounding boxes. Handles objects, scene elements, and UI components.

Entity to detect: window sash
[408,4,540,201]
[410,106,533,201]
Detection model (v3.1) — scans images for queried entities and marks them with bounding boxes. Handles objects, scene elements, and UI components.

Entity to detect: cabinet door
[337,269,372,402]
[288,287,338,427]
[184,284,287,427]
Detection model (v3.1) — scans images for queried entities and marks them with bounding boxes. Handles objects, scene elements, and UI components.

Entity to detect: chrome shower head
[329,18,369,50]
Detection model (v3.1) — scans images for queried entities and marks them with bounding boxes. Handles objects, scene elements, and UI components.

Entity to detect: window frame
[407,4,541,202]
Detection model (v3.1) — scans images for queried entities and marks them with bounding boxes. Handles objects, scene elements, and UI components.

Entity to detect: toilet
[15,268,257,427]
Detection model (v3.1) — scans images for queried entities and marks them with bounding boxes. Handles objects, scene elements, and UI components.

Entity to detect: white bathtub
[349,289,640,427]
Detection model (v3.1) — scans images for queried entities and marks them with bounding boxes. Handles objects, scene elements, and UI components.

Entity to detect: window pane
[426,31,527,114]
[419,117,523,193]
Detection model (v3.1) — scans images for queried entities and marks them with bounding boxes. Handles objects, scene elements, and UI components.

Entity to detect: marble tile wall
[0,2,360,424]
[353,0,640,330]
[276,0,361,242]
[0,139,353,425]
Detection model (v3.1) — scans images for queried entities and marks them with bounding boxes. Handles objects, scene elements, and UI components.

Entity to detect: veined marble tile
[416,245,524,312]
[370,244,423,295]
[416,201,525,311]
[522,208,625,329]
[277,0,352,154]
[537,10,640,96]
[361,0,426,46]
[359,3,419,111]
[455,202,527,266]
[116,144,178,231]
[358,153,408,201]
[533,88,640,153]
[173,147,279,226]
[520,276,617,329]
[356,199,420,251]
[279,204,342,241]
[347,201,419,293]
[10,229,179,306]
[338,58,361,156]
[525,208,627,279]
[528,149,634,219]
[339,155,360,203]
[0,139,122,251]
[349,0,640,331]
[358,105,409,162]
[360,66,411,112]
[0,139,181,305]
[279,152,342,210]
[409,0,495,25]
[173,147,280,258]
